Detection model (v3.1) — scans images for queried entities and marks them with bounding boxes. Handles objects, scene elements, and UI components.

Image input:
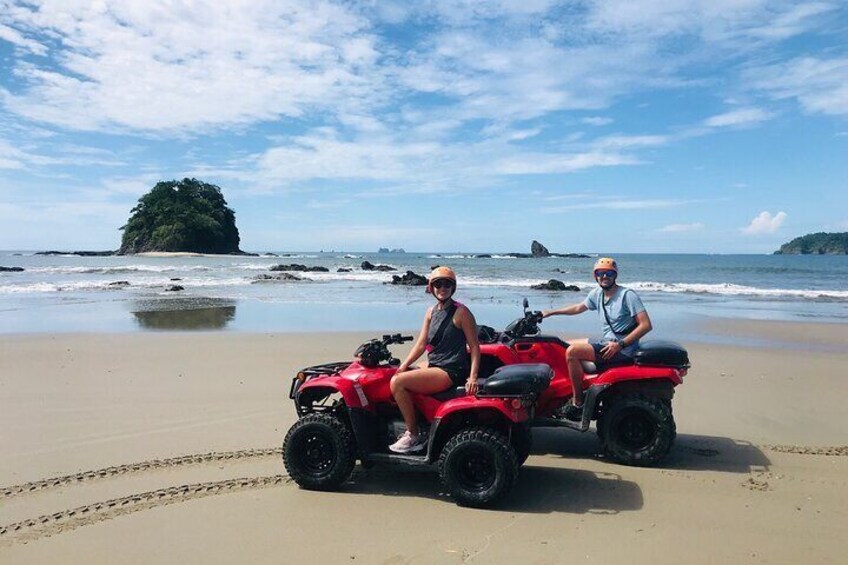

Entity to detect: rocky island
[119,178,248,255]
[774,232,848,255]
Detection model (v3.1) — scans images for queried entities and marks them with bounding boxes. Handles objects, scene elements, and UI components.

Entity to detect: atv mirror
[522,298,529,312]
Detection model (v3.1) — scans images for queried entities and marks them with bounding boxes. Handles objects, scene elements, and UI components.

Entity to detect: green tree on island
[775,232,848,255]
[119,178,242,254]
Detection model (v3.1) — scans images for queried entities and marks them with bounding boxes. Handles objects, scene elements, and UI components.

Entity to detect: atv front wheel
[283,413,356,490]
[438,428,518,507]
[598,393,675,466]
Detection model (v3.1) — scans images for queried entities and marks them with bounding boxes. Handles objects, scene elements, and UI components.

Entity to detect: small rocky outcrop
[270,264,329,272]
[388,271,428,286]
[531,279,580,291]
[166,285,185,292]
[108,280,130,286]
[337,268,352,273]
[531,240,550,257]
[0,266,24,272]
[361,261,396,271]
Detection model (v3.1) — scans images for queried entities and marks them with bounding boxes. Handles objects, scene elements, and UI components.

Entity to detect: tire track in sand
[1,447,289,546]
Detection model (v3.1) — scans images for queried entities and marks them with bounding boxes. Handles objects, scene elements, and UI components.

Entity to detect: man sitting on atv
[388,266,481,453]
[541,257,652,421]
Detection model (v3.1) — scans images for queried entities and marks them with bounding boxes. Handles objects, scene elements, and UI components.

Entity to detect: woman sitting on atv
[389,266,481,453]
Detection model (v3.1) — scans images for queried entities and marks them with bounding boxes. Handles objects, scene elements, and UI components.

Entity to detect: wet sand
[1,323,846,564]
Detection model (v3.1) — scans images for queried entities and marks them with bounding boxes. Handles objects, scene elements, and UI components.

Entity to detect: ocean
[1,251,847,341]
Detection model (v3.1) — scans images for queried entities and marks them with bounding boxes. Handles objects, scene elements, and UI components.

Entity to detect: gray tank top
[427,302,469,370]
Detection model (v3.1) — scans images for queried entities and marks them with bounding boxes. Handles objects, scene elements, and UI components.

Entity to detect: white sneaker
[389,430,427,453]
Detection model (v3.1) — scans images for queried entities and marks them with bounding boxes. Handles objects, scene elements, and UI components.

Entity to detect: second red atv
[477,300,690,466]
[283,334,552,507]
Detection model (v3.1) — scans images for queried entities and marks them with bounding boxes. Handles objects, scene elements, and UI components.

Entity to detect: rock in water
[531,240,550,257]
[530,279,580,291]
[388,271,428,286]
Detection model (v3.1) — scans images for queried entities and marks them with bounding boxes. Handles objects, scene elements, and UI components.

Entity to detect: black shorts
[589,339,634,370]
[432,365,468,386]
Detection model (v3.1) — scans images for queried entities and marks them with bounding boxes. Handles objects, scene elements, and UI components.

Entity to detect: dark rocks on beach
[531,279,580,291]
[166,285,185,292]
[475,254,492,258]
[270,264,329,272]
[337,268,352,273]
[108,280,130,286]
[170,278,182,281]
[263,253,279,257]
[361,261,396,271]
[388,270,428,286]
[0,266,24,272]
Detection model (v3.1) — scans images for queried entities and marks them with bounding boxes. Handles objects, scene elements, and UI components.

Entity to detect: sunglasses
[594,270,617,279]
[432,279,455,289]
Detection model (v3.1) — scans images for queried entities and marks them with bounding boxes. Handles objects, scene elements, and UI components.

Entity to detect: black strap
[429,303,458,348]
[601,288,634,339]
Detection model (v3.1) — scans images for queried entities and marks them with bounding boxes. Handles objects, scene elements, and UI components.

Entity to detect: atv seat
[580,340,690,374]
[478,363,552,396]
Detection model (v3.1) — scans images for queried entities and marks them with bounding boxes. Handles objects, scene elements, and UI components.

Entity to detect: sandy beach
[1,325,846,564]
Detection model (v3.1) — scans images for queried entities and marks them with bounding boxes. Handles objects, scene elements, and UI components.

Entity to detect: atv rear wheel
[598,394,675,467]
[283,413,356,490]
[438,428,518,507]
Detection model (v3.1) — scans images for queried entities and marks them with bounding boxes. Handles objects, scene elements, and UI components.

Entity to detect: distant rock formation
[775,232,848,254]
[531,240,550,257]
[119,178,243,255]
[503,241,591,259]
[36,251,115,256]
[0,266,24,272]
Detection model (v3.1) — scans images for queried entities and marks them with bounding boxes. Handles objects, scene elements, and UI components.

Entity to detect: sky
[0,0,846,254]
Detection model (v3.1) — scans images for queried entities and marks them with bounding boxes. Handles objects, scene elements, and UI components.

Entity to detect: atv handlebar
[503,306,544,339]
[354,333,414,367]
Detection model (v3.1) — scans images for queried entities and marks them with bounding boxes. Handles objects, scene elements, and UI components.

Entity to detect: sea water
[1,251,846,339]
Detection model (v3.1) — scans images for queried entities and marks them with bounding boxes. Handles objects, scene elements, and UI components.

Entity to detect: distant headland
[774,232,848,255]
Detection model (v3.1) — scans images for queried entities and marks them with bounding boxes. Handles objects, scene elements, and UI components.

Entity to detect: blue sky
[0,0,846,254]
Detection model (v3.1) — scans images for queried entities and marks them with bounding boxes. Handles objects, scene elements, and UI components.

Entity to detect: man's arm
[542,302,589,318]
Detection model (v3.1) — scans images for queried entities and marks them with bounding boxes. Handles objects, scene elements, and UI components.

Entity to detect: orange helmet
[593,257,618,276]
[426,266,457,294]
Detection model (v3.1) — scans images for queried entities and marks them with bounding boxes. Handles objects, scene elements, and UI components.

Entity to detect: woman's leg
[390,368,453,435]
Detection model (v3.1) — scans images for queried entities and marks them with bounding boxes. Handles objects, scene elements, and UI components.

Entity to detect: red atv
[476,300,690,466]
[283,333,552,507]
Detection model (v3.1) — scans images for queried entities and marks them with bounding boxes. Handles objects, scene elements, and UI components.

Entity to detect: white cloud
[704,107,773,128]
[659,223,705,233]
[747,57,848,116]
[545,198,685,213]
[1,1,380,133]
[581,117,614,126]
[741,211,787,234]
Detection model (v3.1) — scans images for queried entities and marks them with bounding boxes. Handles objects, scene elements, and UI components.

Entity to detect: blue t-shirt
[584,286,646,354]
